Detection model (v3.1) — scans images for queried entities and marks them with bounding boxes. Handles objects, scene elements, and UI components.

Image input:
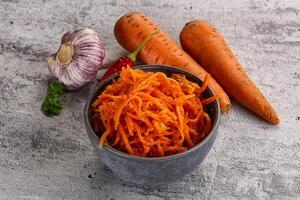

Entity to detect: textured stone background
[0,0,299,199]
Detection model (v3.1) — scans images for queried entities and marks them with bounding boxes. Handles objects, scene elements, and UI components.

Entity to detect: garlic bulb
[48,28,105,90]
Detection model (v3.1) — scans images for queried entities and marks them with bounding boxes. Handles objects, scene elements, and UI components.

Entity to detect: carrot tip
[221,104,231,113]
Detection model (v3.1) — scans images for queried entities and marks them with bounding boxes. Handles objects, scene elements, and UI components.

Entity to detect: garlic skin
[48,28,105,90]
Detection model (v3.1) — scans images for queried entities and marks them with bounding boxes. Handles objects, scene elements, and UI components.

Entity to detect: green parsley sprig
[41,83,64,117]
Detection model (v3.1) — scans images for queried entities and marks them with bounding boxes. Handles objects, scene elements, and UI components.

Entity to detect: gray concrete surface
[0,0,299,199]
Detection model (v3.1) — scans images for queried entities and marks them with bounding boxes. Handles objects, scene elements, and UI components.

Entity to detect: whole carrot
[100,29,159,81]
[180,20,280,124]
[114,12,231,112]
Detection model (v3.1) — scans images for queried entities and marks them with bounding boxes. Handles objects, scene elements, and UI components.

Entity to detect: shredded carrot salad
[92,67,218,157]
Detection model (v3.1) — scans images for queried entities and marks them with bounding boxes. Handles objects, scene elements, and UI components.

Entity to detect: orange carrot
[114,12,231,112]
[119,123,133,154]
[180,20,280,125]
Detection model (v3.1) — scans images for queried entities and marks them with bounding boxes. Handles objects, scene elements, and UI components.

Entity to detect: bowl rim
[84,65,220,161]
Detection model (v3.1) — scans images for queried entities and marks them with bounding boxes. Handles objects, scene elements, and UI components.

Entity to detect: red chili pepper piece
[100,57,134,81]
[100,28,159,82]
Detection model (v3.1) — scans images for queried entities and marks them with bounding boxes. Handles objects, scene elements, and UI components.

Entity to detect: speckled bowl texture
[84,65,220,186]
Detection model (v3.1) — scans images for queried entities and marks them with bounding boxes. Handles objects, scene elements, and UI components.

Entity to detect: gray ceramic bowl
[84,65,220,186]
